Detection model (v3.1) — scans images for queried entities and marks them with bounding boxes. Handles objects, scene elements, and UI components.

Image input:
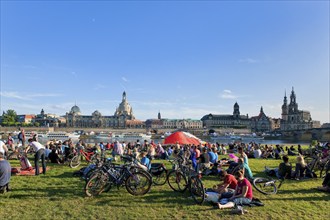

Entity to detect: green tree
[1,109,17,126]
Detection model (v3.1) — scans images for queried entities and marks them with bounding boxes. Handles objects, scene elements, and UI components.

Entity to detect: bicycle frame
[78,149,95,162]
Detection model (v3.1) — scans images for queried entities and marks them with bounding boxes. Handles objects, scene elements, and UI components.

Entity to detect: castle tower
[233,102,240,118]
[158,111,161,120]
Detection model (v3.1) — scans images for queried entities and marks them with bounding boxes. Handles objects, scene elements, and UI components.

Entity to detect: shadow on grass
[261,187,330,202]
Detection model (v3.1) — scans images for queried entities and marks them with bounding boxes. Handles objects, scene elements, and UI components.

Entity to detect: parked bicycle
[228,164,282,195]
[305,150,329,178]
[70,148,99,168]
[85,156,152,197]
[167,155,205,205]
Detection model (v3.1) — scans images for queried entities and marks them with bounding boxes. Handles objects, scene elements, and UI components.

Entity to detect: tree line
[1,109,40,127]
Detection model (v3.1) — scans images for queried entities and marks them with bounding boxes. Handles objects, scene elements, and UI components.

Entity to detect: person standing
[25,138,46,175]
[0,152,11,193]
[17,128,26,147]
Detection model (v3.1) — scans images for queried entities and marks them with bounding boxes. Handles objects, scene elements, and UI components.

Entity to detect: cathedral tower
[281,91,288,121]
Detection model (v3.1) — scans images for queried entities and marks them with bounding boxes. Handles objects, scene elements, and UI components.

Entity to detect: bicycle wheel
[305,157,314,170]
[320,160,330,178]
[70,155,81,168]
[153,170,168,186]
[189,176,205,205]
[85,173,108,197]
[125,171,152,196]
[252,177,277,195]
[84,167,98,183]
[167,170,188,192]
[89,153,100,165]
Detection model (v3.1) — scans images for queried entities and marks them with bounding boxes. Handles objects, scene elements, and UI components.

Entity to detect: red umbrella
[164,131,203,145]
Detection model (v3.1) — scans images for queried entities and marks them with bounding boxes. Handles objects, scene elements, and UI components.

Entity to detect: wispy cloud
[122,77,128,82]
[220,90,237,99]
[0,91,62,100]
[29,93,63,98]
[239,58,260,64]
[0,92,28,100]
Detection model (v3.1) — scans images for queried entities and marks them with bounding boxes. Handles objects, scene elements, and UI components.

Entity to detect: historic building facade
[250,107,274,132]
[33,109,61,127]
[145,112,203,130]
[65,92,143,128]
[280,88,313,131]
[201,102,251,129]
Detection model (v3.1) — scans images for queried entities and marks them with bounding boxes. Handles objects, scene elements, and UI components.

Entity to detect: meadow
[0,151,329,220]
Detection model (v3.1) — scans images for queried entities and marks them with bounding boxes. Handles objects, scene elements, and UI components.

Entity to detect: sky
[1,1,329,124]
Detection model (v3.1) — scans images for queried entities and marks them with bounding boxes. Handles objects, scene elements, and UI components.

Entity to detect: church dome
[70,105,81,115]
[114,91,134,118]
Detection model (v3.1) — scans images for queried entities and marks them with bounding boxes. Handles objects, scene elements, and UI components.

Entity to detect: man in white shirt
[0,140,8,156]
[25,138,46,175]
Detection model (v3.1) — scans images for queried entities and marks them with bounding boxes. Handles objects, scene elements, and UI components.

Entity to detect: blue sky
[1,1,329,124]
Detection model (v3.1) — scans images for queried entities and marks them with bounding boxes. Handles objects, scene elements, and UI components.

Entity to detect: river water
[80,137,311,146]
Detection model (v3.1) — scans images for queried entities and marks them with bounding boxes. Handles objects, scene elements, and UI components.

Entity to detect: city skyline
[1,1,329,124]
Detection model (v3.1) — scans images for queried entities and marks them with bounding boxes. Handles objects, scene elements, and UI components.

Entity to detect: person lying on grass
[217,169,253,209]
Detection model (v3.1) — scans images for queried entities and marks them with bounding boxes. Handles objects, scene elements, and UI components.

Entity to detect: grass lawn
[1,152,329,220]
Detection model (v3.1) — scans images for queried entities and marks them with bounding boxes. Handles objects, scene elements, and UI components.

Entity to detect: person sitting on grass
[139,151,151,171]
[0,152,11,194]
[237,157,254,180]
[293,155,308,180]
[48,147,61,164]
[217,169,253,212]
[213,170,237,198]
[197,147,210,173]
[277,155,292,179]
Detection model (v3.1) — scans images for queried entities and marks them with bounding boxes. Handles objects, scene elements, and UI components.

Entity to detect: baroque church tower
[281,91,288,121]
[280,87,313,131]
[288,87,298,114]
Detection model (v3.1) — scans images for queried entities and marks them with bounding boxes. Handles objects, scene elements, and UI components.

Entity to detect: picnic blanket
[12,167,50,176]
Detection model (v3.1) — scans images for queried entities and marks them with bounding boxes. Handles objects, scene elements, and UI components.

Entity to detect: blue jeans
[35,149,46,175]
[231,197,252,206]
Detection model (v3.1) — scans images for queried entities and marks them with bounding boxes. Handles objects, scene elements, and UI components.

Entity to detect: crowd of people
[0,128,329,216]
